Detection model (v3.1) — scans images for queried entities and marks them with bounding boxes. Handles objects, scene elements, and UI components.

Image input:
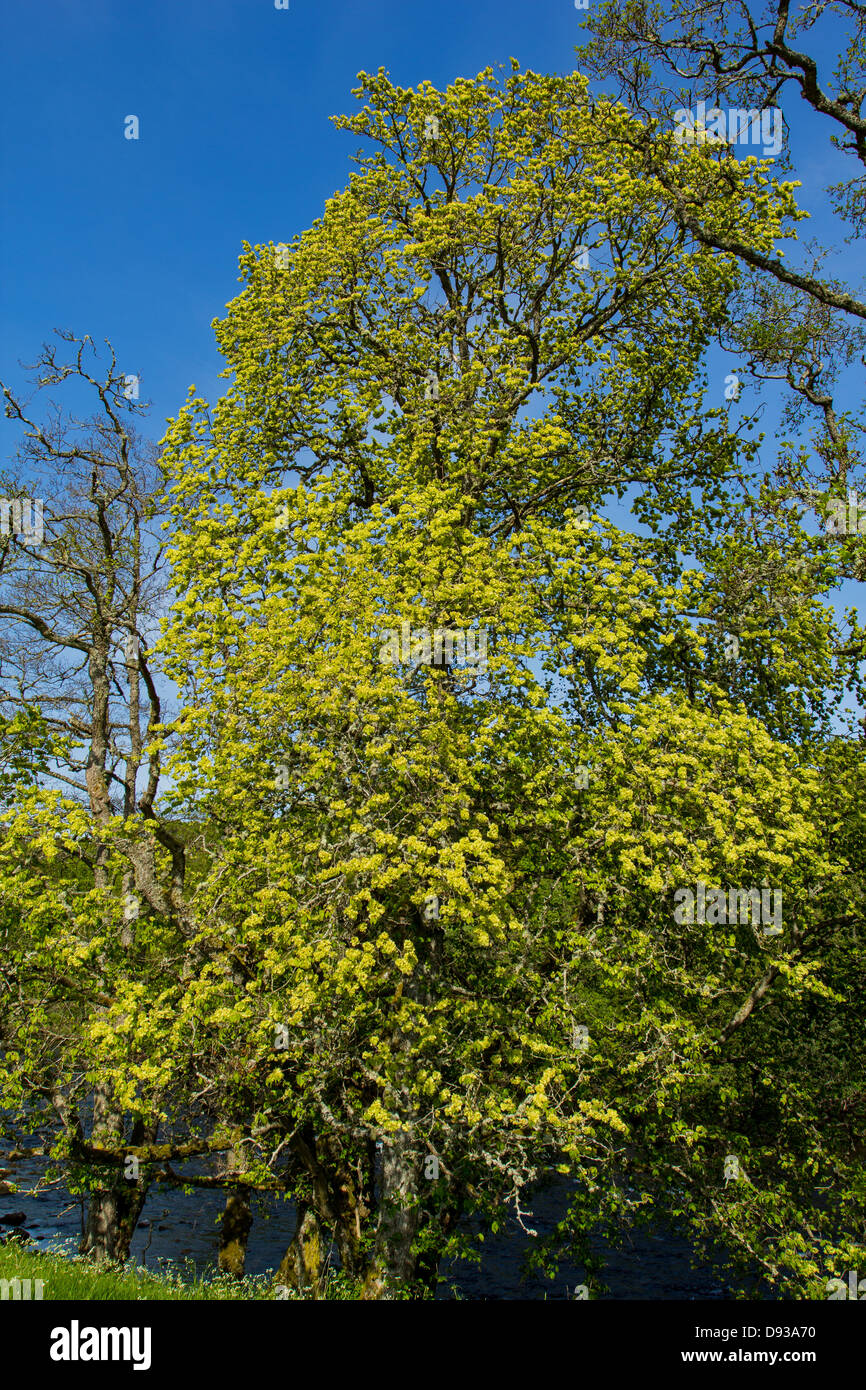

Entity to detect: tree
[579,0,866,716]
[150,63,864,1296]
[578,0,866,314]
[0,333,174,1261]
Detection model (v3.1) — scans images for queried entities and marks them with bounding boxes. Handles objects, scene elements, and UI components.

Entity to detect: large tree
[148,63,864,1296]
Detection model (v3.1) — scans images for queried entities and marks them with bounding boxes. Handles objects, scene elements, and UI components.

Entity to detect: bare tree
[0,331,174,1260]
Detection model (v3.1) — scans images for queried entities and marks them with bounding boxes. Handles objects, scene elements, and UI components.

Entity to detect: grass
[0,1236,356,1300]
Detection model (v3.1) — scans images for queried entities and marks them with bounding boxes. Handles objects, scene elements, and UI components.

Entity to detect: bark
[276,1205,325,1297]
[290,1131,370,1281]
[79,1178,149,1265]
[79,1106,154,1264]
[361,1132,424,1299]
[218,1147,253,1278]
[288,1128,458,1298]
[218,1189,253,1277]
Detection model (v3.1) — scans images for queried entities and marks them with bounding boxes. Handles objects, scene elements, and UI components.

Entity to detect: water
[1,1156,746,1298]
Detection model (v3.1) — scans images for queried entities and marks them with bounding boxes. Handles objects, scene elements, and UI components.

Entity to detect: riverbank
[0,1238,350,1300]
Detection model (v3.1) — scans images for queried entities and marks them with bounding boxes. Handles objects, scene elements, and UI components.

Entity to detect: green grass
[0,1237,355,1300]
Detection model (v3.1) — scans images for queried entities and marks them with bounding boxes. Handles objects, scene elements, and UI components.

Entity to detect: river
[1,1157,756,1298]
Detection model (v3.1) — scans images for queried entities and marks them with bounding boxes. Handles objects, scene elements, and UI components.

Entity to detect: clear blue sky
[0,0,607,429]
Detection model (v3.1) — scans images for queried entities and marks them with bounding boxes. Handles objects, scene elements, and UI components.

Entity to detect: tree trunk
[218,1147,253,1278]
[275,1204,325,1297]
[218,1188,253,1277]
[79,1098,152,1264]
[79,1180,149,1265]
[290,1130,371,1284]
[361,1130,424,1299]
[360,905,447,1298]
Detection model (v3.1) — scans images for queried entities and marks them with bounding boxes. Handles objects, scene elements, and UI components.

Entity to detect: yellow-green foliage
[1,64,863,1298]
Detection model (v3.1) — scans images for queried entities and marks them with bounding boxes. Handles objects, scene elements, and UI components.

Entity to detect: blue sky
[1,0,597,429]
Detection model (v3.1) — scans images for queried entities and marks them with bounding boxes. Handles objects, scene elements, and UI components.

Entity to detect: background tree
[0,333,175,1261]
[579,0,866,731]
[578,0,866,313]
